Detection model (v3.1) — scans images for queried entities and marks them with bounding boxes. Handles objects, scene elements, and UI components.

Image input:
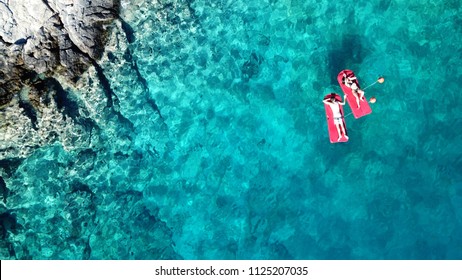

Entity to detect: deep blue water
[1,0,462,259]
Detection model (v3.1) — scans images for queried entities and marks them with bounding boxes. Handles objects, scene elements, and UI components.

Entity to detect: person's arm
[322,99,329,104]
[340,96,347,105]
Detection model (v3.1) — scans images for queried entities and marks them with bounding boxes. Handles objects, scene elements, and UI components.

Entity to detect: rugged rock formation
[0,0,181,259]
[0,0,119,105]
[0,0,119,159]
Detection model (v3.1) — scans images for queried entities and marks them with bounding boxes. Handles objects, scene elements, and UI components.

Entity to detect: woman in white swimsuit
[323,94,349,141]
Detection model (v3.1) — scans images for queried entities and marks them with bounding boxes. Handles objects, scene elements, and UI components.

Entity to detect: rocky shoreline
[0,0,187,259]
[0,0,120,161]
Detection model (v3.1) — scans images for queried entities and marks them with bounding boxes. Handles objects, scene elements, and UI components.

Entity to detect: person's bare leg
[358,89,365,101]
[353,91,360,108]
[341,124,348,140]
[335,124,342,141]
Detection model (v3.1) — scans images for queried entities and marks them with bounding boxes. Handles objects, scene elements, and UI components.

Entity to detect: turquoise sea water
[1,0,462,259]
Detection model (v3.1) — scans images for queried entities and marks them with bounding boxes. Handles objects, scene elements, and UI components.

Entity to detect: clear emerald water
[2,0,462,259]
